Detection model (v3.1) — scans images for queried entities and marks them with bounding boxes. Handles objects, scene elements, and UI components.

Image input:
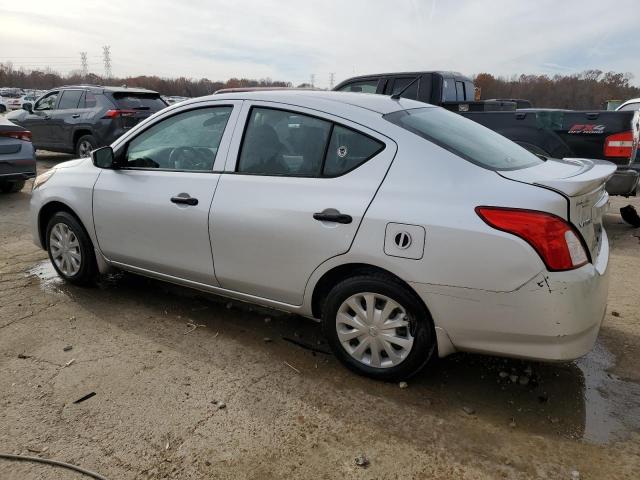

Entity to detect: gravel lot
[1,153,640,479]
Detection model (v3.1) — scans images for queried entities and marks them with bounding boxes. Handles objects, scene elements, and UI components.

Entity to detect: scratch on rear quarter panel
[543,276,552,294]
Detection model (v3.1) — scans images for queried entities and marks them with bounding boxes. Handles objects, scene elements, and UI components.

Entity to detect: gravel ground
[1,153,639,479]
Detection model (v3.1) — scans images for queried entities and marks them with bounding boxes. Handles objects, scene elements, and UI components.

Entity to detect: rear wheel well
[311,263,427,319]
[38,201,85,249]
[73,129,93,147]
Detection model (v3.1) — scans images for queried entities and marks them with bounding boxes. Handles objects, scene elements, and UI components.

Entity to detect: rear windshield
[111,92,167,111]
[384,107,543,171]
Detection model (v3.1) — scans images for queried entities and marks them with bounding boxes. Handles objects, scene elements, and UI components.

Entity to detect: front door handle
[71,114,80,118]
[171,195,198,206]
[313,209,352,224]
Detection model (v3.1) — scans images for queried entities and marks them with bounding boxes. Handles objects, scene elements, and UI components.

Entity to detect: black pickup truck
[334,71,640,196]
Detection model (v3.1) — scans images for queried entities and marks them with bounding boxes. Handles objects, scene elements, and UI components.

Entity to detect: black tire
[45,211,98,286]
[322,274,436,381]
[0,104,6,113]
[75,134,96,158]
[0,180,25,193]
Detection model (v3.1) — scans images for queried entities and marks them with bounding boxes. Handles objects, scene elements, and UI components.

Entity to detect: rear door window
[238,108,332,176]
[57,90,84,109]
[79,91,97,108]
[442,79,457,102]
[455,81,465,101]
[111,93,167,111]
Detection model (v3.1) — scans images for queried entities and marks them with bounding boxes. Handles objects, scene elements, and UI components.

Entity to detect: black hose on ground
[0,453,109,480]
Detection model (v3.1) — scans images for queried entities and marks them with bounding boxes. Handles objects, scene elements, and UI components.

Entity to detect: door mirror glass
[92,146,115,169]
[22,102,33,113]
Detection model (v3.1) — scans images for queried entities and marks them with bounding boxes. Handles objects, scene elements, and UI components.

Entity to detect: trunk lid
[499,158,616,260]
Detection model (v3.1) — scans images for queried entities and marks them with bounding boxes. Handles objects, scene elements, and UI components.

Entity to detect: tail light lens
[0,130,32,142]
[102,109,136,119]
[476,207,589,271]
[604,131,633,158]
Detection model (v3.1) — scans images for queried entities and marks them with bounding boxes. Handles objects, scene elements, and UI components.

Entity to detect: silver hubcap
[78,140,92,157]
[49,223,81,276]
[336,292,414,369]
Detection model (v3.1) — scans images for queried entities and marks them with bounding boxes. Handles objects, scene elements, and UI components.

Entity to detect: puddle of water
[26,260,65,294]
[576,341,640,444]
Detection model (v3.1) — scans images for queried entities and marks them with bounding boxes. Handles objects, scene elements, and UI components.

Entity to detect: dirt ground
[1,154,640,479]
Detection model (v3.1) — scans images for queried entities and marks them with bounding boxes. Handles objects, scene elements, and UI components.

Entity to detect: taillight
[604,131,633,158]
[0,130,32,142]
[102,109,136,119]
[476,207,589,271]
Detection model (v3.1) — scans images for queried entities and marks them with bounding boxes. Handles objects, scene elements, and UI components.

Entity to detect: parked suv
[7,85,167,157]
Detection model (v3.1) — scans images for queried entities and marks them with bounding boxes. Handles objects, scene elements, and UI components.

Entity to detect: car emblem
[337,146,348,158]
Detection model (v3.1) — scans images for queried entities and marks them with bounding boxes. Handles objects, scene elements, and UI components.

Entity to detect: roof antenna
[391,75,421,100]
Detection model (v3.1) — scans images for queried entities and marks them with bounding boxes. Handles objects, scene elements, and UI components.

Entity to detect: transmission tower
[102,45,112,78]
[80,52,88,78]
[310,73,315,88]
[329,72,335,89]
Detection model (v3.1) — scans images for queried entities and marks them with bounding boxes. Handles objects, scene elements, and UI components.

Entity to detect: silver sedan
[30,90,612,380]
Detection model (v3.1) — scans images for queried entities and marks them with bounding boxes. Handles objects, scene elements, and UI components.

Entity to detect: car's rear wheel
[322,274,436,381]
[0,180,25,193]
[46,211,97,286]
[76,134,96,158]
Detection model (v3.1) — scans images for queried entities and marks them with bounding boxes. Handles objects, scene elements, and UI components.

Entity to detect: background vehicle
[31,91,611,380]
[617,98,640,112]
[335,71,640,196]
[7,85,167,157]
[0,117,35,193]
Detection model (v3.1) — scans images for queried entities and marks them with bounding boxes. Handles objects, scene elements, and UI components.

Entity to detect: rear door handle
[171,195,198,206]
[313,209,352,224]
[71,114,80,118]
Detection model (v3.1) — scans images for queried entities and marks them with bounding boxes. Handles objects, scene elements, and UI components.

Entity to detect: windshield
[384,107,543,171]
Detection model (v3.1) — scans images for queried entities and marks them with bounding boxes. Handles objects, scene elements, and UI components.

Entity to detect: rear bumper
[411,231,610,361]
[605,165,639,196]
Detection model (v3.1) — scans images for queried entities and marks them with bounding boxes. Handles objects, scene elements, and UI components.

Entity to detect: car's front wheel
[76,134,96,158]
[322,274,436,381]
[46,211,97,286]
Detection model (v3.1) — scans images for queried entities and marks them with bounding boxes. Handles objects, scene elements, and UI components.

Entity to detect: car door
[92,101,241,285]
[19,91,60,149]
[50,89,84,147]
[209,102,397,305]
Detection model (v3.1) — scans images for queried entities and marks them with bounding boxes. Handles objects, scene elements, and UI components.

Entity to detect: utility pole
[80,52,88,79]
[102,45,112,78]
[310,73,315,88]
[329,72,335,89]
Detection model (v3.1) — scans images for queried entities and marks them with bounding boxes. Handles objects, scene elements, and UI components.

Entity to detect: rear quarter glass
[384,107,544,171]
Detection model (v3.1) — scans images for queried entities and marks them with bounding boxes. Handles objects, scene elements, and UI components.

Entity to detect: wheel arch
[310,262,429,320]
[72,128,94,148]
[38,201,86,249]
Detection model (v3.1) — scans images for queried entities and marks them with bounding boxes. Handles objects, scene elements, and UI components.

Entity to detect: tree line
[0,63,291,97]
[2,63,639,109]
[474,70,640,109]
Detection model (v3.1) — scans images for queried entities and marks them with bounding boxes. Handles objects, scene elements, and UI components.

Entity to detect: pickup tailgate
[499,158,616,260]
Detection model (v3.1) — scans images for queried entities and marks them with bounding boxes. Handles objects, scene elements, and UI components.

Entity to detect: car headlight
[32,168,56,190]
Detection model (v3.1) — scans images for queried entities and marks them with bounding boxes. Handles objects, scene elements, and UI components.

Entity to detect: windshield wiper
[391,76,421,100]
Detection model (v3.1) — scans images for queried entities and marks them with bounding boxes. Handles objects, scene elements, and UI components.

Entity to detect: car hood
[53,158,91,170]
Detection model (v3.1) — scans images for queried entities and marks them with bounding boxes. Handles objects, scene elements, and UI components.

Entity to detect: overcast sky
[2,0,639,87]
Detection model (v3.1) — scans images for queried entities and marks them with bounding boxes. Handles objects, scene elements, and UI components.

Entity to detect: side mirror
[91,146,116,169]
[22,102,33,113]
